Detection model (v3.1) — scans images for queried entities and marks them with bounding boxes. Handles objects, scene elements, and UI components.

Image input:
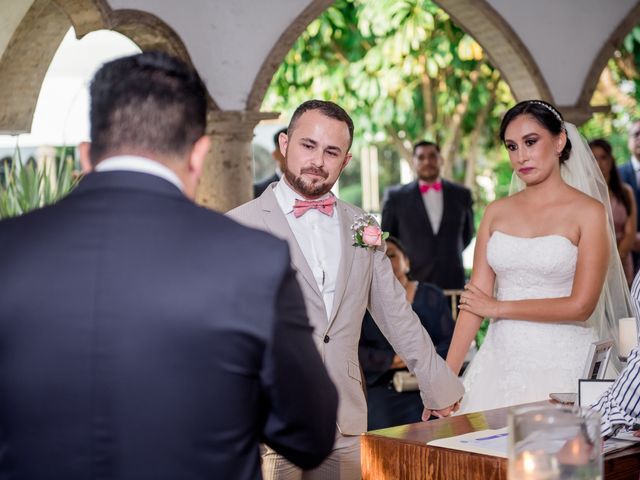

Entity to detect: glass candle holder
[508,405,602,480]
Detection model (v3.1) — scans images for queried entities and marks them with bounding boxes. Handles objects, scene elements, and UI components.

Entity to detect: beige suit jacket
[228,184,464,434]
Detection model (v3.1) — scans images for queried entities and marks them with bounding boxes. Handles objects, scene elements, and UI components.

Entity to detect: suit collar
[410,181,435,236]
[71,171,187,201]
[257,186,357,328]
[94,155,184,192]
[257,186,324,299]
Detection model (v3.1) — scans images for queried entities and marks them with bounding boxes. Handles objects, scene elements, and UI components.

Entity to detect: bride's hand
[459,283,498,318]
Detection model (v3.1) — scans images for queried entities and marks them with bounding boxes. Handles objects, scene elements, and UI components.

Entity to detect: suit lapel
[627,163,638,190]
[410,182,435,237]
[327,200,356,327]
[258,188,323,298]
[438,180,454,237]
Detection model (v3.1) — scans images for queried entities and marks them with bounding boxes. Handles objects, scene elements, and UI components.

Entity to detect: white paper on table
[603,435,639,455]
[427,427,509,458]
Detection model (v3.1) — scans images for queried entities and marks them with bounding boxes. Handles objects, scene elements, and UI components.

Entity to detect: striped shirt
[631,271,640,326]
[591,343,640,436]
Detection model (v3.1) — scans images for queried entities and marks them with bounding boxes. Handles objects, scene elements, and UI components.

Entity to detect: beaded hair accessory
[527,100,564,125]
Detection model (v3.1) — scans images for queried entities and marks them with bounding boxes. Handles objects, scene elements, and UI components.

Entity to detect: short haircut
[413,140,440,156]
[273,128,287,149]
[89,51,208,164]
[287,100,354,150]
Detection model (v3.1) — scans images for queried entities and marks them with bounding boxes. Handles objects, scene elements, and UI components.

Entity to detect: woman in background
[359,236,454,430]
[590,138,636,285]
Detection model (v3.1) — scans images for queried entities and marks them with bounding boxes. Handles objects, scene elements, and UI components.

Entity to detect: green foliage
[264,0,640,220]
[475,319,490,348]
[0,148,79,219]
[263,0,514,186]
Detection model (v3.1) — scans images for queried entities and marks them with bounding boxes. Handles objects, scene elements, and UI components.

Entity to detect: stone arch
[246,0,553,112]
[577,2,640,107]
[433,0,552,103]
[245,0,334,111]
[0,0,214,134]
[0,0,71,133]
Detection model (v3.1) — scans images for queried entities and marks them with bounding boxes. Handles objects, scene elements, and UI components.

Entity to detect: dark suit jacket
[253,172,280,198]
[0,171,337,480]
[619,162,640,227]
[381,180,474,289]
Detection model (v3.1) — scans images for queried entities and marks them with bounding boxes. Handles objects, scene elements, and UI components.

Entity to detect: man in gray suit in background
[229,100,464,480]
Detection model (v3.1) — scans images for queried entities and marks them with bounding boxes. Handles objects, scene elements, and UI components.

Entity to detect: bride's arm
[460,201,609,323]
[446,207,496,375]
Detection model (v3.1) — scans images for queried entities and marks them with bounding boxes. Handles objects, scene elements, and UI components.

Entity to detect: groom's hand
[422,400,461,421]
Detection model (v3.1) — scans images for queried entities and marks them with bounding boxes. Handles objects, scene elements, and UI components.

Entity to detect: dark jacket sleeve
[261,261,338,470]
[381,191,399,238]
[358,311,395,386]
[462,188,474,249]
[413,283,455,359]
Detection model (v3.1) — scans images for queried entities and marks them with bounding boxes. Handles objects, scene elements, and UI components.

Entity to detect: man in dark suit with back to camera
[0,52,337,480]
[382,140,474,290]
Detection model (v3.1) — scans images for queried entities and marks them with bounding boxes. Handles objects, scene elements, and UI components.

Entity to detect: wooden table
[361,402,640,480]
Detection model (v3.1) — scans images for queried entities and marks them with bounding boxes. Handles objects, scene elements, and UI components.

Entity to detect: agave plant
[0,147,80,219]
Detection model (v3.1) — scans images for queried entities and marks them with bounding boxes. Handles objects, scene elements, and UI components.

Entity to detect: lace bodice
[459,231,597,414]
[487,231,578,302]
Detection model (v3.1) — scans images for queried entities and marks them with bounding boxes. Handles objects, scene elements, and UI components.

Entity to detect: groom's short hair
[287,100,354,150]
[88,51,207,164]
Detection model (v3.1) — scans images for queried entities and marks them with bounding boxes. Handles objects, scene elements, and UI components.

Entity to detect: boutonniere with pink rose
[350,213,389,249]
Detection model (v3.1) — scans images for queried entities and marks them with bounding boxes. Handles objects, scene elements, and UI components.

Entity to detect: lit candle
[509,451,557,479]
[619,317,638,358]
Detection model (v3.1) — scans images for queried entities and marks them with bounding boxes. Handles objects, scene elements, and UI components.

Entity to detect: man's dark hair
[89,51,208,164]
[413,140,440,156]
[287,100,354,149]
[273,128,287,149]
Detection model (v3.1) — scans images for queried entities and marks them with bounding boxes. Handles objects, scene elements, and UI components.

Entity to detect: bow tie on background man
[419,181,442,194]
[293,197,337,218]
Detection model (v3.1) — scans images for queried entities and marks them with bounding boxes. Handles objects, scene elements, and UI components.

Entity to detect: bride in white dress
[446,100,632,414]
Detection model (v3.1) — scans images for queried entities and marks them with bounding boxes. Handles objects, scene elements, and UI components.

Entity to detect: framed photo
[582,339,614,380]
[578,379,614,407]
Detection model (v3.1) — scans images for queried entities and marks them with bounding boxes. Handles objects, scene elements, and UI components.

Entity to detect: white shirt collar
[95,155,184,192]
[631,156,640,172]
[274,177,334,215]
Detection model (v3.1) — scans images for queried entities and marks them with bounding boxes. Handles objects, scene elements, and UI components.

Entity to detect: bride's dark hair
[499,100,572,164]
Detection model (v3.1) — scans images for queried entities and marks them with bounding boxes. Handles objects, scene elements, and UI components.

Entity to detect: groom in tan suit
[229,100,463,480]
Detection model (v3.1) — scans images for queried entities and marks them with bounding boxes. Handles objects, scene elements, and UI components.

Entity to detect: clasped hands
[458,282,499,318]
[421,400,461,422]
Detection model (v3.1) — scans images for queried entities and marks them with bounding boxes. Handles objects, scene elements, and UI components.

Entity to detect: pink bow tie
[419,181,442,194]
[293,197,336,218]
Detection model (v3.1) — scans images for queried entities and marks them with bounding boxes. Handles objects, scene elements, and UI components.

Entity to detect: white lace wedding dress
[458,231,598,414]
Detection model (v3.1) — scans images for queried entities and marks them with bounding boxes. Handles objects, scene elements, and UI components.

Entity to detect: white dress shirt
[419,179,443,234]
[274,179,342,320]
[95,155,184,192]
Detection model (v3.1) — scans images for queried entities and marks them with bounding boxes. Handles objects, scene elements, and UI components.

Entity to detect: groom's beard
[283,164,333,198]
